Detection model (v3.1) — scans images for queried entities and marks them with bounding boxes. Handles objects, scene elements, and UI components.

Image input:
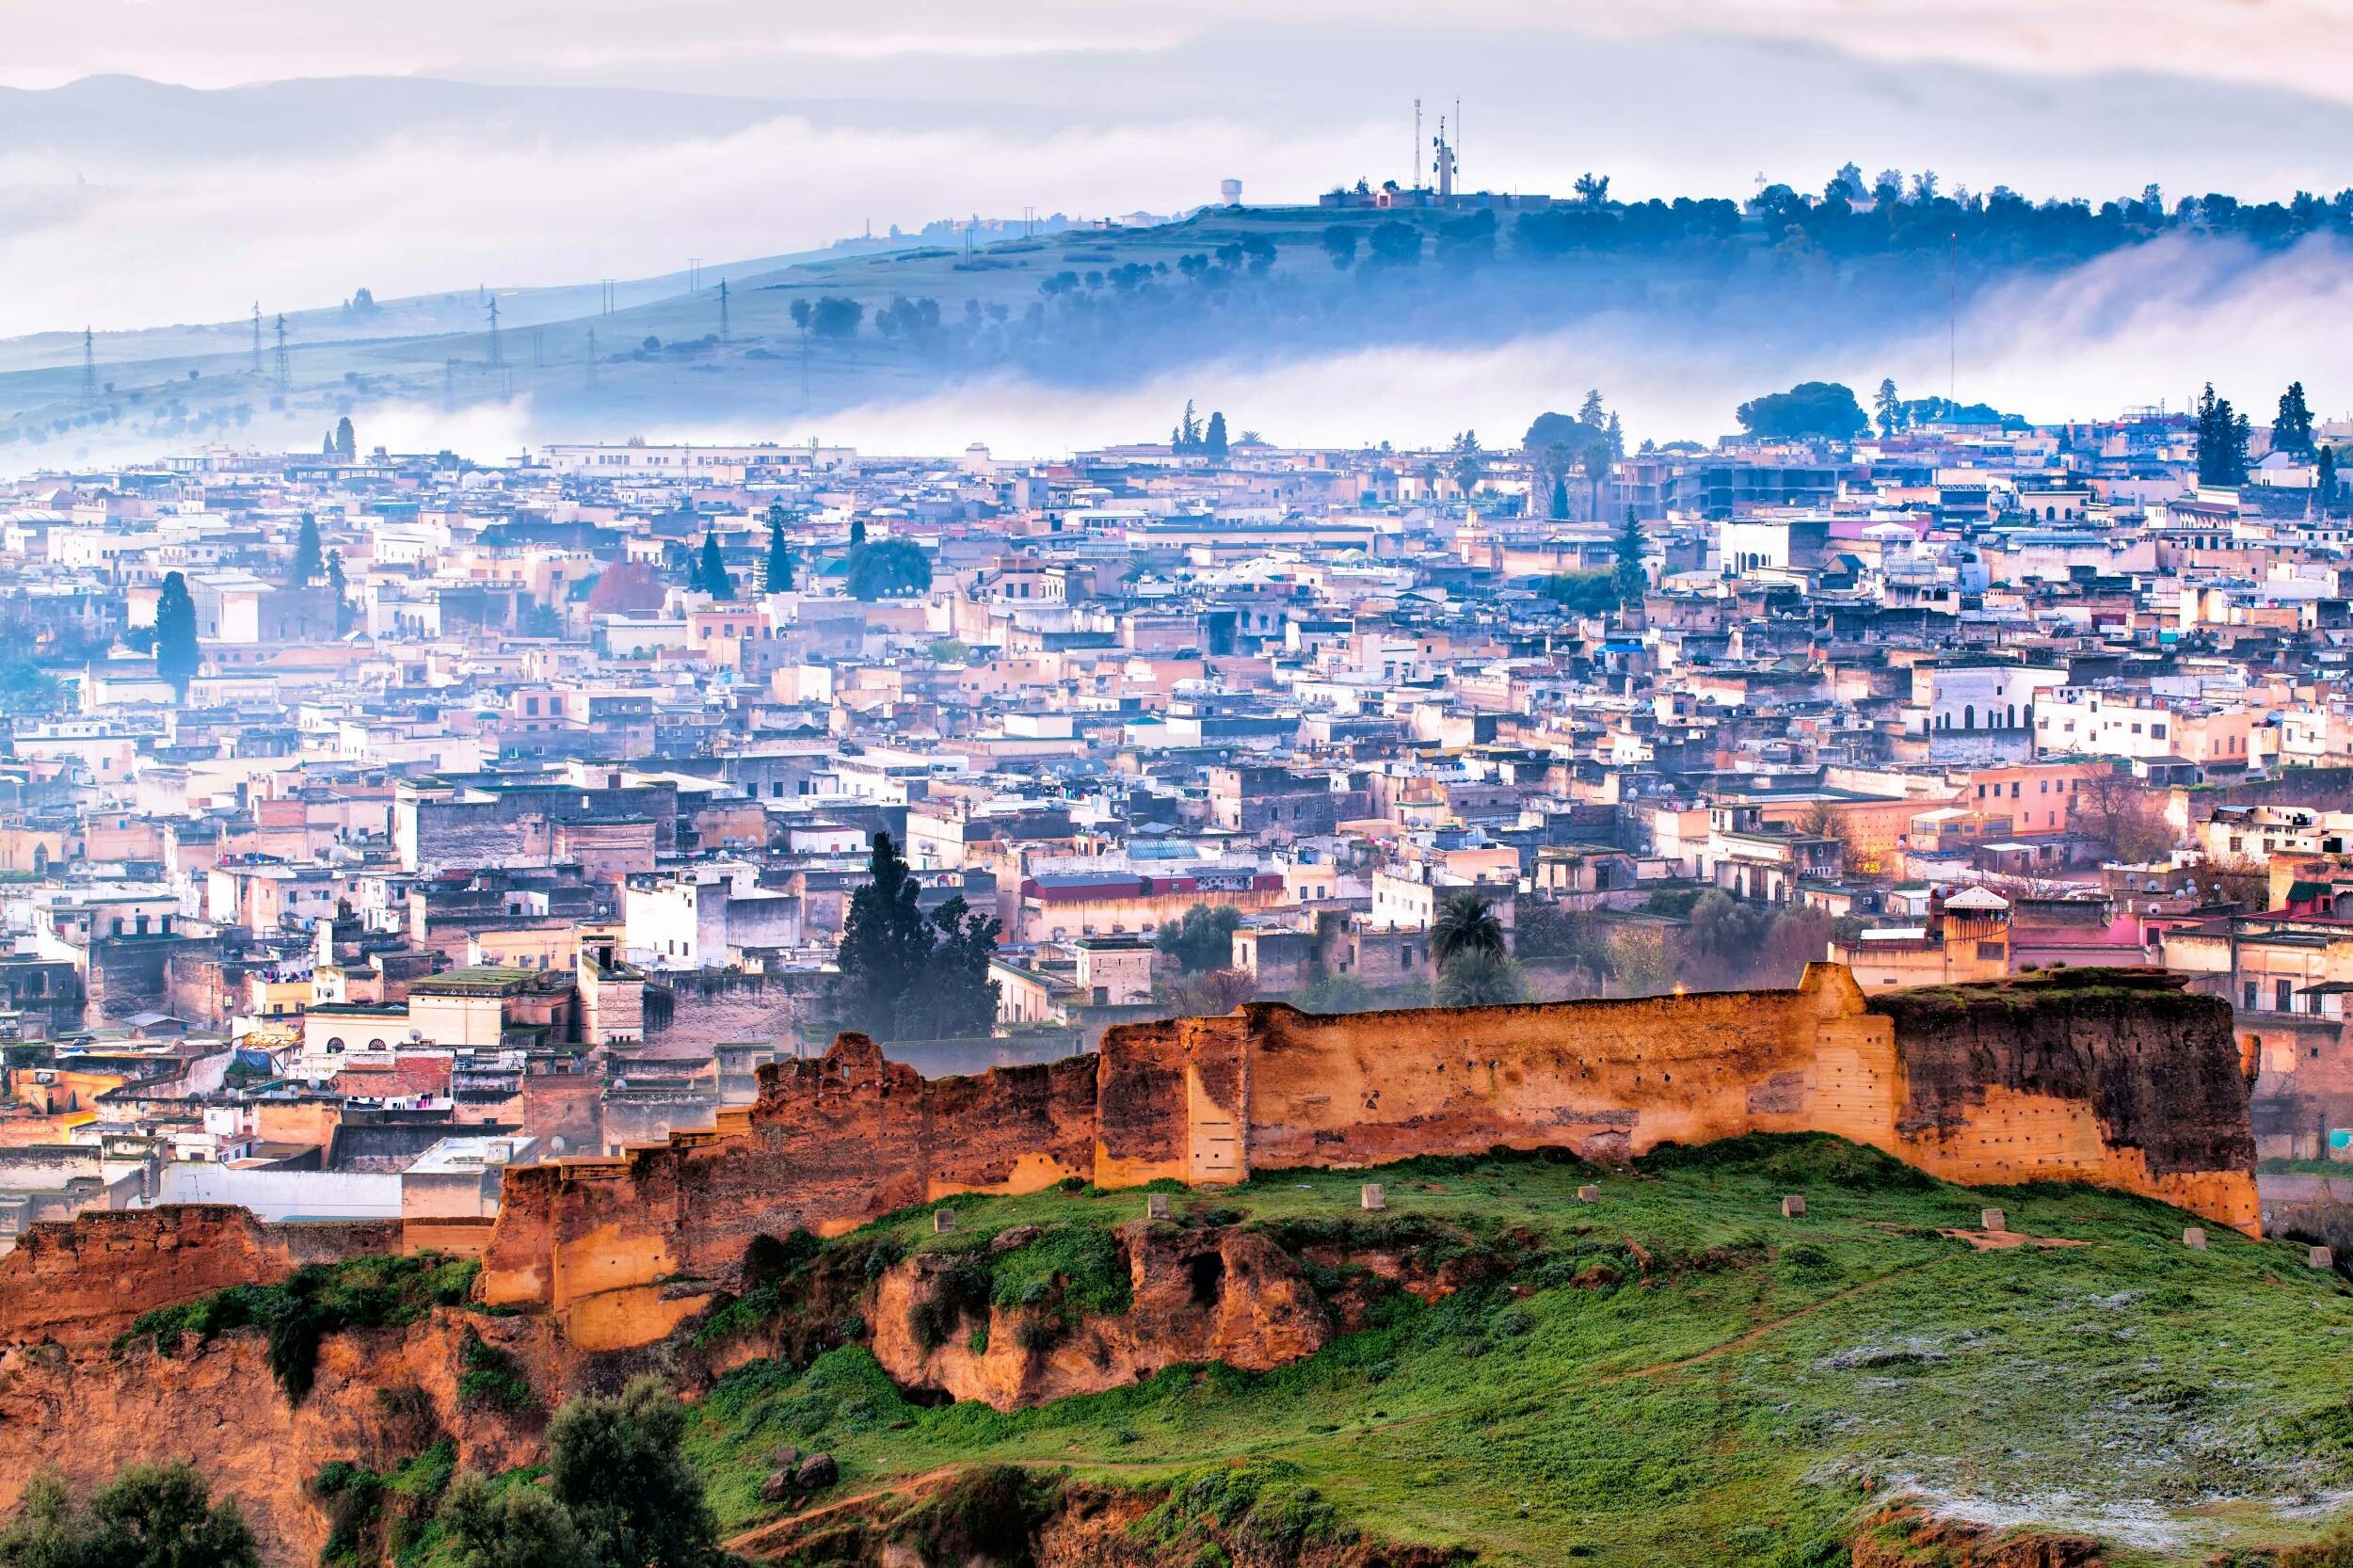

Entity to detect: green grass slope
[684,1136,2353,1567]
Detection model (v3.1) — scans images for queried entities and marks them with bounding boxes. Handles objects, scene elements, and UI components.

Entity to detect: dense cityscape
[6,6,2353,1563]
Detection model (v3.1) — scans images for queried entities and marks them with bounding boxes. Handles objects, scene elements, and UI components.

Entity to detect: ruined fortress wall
[1872,975,2261,1232]
[1145,965,1888,1177]
[480,1034,1098,1346]
[0,1207,400,1350]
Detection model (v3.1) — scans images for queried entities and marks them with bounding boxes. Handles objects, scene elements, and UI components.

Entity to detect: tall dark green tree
[152,571,200,697]
[2275,380,2316,457]
[831,833,999,1040]
[2196,382,2251,486]
[334,417,357,461]
[1874,376,1901,438]
[2321,446,2340,507]
[763,504,796,592]
[1612,509,1647,604]
[695,531,732,599]
[849,518,868,546]
[1204,411,1229,457]
[324,551,353,635]
[290,513,323,585]
[1548,474,1569,520]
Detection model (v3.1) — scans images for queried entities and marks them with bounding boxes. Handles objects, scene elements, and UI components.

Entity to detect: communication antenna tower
[717,278,729,344]
[273,313,291,392]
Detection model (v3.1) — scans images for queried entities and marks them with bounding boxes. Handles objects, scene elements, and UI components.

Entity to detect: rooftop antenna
[273,313,291,392]
[486,295,503,369]
[249,303,263,377]
[80,327,96,400]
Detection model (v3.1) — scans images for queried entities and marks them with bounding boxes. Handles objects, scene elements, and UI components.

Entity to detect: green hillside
[678,1137,2353,1567]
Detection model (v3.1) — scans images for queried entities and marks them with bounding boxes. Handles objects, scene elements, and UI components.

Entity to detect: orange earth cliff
[450,963,2257,1349]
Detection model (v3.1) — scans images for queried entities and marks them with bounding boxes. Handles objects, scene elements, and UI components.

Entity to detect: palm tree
[1431,890,1507,967]
[1433,949,1529,1008]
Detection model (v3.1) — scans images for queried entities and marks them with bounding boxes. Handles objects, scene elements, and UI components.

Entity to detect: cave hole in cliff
[901,1384,954,1409]
[1187,1251,1226,1307]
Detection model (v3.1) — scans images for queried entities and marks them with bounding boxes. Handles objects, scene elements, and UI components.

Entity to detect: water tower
[1220,178,1243,207]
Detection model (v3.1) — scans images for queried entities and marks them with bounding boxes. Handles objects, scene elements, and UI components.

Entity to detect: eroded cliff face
[0,1310,554,1564]
[866,1223,1330,1410]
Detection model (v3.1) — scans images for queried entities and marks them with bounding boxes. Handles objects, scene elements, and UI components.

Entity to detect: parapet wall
[467,964,2258,1347]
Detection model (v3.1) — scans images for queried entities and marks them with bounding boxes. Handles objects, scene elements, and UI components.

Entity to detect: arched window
[326,1037,344,1051]
[1962,704,1975,729]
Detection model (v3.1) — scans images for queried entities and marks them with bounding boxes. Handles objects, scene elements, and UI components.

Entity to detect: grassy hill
[677,1136,2353,1567]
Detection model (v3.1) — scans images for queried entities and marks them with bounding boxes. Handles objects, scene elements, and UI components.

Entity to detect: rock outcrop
[867,1222,1330,1410]
[0,1309,552,1564]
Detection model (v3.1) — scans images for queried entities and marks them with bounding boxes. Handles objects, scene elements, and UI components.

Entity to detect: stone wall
[479,1034,1100,1348]
[0,1206,401,1350]
[19,967,2256,1357]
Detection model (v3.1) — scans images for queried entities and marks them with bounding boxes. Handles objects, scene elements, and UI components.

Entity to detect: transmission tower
[273,313,291,392]
[250,303,263,376]
[486,296,504,369]
[717,278,729,344]
[584,328,598,389]
[80,328,97,401]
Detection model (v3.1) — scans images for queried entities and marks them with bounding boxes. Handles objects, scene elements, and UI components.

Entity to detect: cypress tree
[153,572,200,696]
[763,505,795,593]
[290,514,323,585]
[696,532,732,600]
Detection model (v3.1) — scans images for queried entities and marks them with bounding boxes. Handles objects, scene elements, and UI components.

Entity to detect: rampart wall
[0,1206,400,1350]
[0,967,2260,1355]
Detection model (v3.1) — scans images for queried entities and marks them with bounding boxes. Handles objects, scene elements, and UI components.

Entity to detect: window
[2278,980,2294,1013]
[2244,982,2258,1009]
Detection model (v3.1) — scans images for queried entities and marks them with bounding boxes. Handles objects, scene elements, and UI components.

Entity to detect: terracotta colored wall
[472,966,2257,1351]
[480,1034,1099,1346]
[0,1206,400,1350]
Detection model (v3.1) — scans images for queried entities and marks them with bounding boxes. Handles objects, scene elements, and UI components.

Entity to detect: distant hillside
[6,189,2351,466]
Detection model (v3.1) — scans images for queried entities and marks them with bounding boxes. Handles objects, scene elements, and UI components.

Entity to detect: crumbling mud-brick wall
[1870,968,2258,1232]
[479,1033,1098,1347]
[0,1206,401,1351]
[457,965,2269,1352]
